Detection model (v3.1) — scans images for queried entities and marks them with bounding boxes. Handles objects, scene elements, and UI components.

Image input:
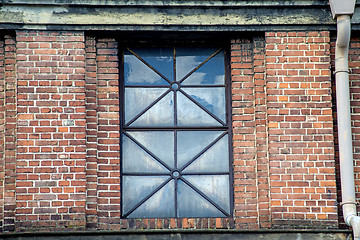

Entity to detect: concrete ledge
[0,230,352,240]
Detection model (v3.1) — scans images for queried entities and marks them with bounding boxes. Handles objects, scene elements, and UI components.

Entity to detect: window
[121,44,232,218]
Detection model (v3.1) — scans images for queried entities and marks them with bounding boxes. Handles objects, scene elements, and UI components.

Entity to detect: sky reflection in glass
[176,48,218,81]
[183,87,226,123]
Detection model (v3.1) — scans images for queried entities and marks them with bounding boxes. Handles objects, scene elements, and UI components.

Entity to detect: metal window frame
[119,41,234,219]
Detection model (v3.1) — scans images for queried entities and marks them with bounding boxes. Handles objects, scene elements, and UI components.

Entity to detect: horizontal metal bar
[182,172,229,175]
[123,172,171,176]
[125,85,170,88]
[123,127,228,130]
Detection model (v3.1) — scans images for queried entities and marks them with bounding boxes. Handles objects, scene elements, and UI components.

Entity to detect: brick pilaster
[4,34,16,232]
[16,31,86,231]
[266,31,337,228]
[253,36,271,229]
[231,38,259,230]
[96,38,121,230]
[85,35,98,230]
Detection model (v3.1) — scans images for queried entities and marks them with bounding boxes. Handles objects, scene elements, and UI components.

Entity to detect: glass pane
[131,91,174,127]
[183,135,229,173]
[123,176,169,215]
[177,180,226,218]
[182,87,226,123]
[127,131,174,168]
[176,48,218,81]
[125,88,167,124]
[182,51,225,85]
[129,47,173,81]
[122,135,168,173]
[177,92,220,127]
[177,131,224,169]
[124,50,169,85]
[128,179,175,218]
[183,175,230,213]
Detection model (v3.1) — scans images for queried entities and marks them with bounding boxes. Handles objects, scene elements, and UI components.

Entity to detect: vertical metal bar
[119,44,125,217]
[224,45,234,216]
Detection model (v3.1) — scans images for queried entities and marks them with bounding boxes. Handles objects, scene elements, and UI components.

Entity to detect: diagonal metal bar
[127,48,171,84]
[123,131,173,171]
[122,177,172,218]
[125,89,171,126]
[178,48,222,83]
[180,177,230,217]
[180,131,228,171]
[179,89,226,126]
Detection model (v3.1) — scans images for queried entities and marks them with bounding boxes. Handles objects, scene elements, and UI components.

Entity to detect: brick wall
[0,30,348,232]
[266,31,337,228]
[16,31,86,231]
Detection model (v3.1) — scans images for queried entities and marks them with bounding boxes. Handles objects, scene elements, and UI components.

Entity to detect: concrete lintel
[0,3,338,31]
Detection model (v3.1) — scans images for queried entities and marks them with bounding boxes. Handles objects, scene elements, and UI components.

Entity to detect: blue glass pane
[131,91,174,127]
[131,48,173,81]
[125,88,167,124]
[183,135,229,173]
[127,131,174,168]
[123,176,169,215]
[176,48,218,81]
[177,180,226,218]
[177,131,224,169]
[122,135,168,173]
[124,49,170,85]
[182,87,226,123]
[177,92,220,127]
[183,175,230,213]
[128,179,175,218]
[182,51,225,85]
